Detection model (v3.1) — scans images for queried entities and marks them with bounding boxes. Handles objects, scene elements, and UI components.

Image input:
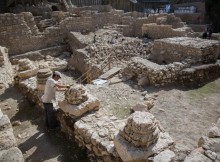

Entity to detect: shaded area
[0,86,89,162]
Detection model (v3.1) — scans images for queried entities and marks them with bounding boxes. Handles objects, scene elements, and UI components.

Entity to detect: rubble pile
[0,109,24,162]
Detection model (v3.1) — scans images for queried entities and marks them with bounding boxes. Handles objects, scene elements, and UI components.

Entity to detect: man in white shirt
[42,71,69,129]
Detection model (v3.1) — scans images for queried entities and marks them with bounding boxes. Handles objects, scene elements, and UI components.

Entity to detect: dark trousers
[43,103,59,129]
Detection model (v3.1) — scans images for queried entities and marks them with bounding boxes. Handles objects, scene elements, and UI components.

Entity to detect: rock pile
[59,84,100,117]
[0,108,24,162]
[37,68,52,92]
[197,118,220,161]
[114,111,174,162]
[17,59,38,79]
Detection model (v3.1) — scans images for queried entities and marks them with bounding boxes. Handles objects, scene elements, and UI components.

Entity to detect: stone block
[114,132,174,162]
[184,149,212,162]
[0,147,24,162]
[153,149,175,162]
[59,94,100,117]
[0,115,12,131]
[0,130,17,151]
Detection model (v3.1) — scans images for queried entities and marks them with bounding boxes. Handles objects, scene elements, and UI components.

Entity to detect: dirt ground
[0,76,220,161]
[87,77,220,150]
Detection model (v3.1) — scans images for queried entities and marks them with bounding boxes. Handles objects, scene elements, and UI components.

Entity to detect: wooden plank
[99,67,121,80]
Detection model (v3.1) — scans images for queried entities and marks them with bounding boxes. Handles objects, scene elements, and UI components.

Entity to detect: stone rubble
[0,108,24,161]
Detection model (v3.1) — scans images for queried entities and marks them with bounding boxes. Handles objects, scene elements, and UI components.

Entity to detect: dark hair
[52,73,61,78]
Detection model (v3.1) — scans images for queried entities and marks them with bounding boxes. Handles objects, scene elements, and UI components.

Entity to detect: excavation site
[0,0,219,161]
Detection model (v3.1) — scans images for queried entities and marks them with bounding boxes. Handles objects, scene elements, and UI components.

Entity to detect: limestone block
[198,136,220,156]
[0,115,12,131]
[17,67,38,79]
[17,59,38,79]
[0,109,3,119]
[65,85,89,105]
[0,130,17,151]
[0,147,24,162]
[153,149,175,162]
[184,149,212,162]
[208,125,220,138]
[59,94,100,117]
[114,132,174,162]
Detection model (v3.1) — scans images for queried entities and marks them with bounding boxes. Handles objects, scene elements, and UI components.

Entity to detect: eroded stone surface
[114,111,174,162]
[0,147,24,162]
[17,59,38,79]
[184,149,212,162]
[65,84,88,105]
[153,149,175,162]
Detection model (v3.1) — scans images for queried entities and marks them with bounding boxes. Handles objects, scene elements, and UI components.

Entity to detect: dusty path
[0,87,89,162]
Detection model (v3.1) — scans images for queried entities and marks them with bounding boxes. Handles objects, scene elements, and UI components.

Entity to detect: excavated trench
[0,86,89,162]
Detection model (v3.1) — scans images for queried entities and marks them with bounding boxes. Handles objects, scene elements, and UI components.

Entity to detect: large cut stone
[153,149,175,162]
[0,130,17,151]
[199,136,220,153]
[59,94,100,117]
[0,147,24,162]
[114,132,174,162]
[0,115,12,131]
[184,149,212,162]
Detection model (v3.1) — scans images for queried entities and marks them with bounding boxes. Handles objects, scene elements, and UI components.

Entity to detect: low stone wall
[142,23,192,39]
[122,57,220,87]
[0,109,24,162]
[150,37,220,65]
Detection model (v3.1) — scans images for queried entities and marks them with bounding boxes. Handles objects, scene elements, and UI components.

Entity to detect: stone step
[0,130,17,151]
[0,115,12,131]
[99,67,121,80]
[0,147,24,162]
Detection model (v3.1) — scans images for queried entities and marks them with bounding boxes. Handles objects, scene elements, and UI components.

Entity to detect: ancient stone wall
[0,12,64,55]
[122,57,220,87]
[150,37,220,65]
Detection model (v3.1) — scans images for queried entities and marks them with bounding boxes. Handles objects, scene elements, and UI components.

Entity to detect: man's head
[52,71,62,81]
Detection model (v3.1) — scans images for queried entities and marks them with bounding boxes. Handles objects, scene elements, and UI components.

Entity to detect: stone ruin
[16,59,38,79]
[36,68,52,92]
[0,2,219,162]
[0,107,24,161]
[142,14,194,39]
[114,111,174,162]
[59,84,100,117]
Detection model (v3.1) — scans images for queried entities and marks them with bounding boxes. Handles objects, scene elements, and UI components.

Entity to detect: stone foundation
[122,57,220,87]
[150,37,220,65]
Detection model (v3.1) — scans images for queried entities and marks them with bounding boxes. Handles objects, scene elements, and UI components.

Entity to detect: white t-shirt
[41,78,57,103]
